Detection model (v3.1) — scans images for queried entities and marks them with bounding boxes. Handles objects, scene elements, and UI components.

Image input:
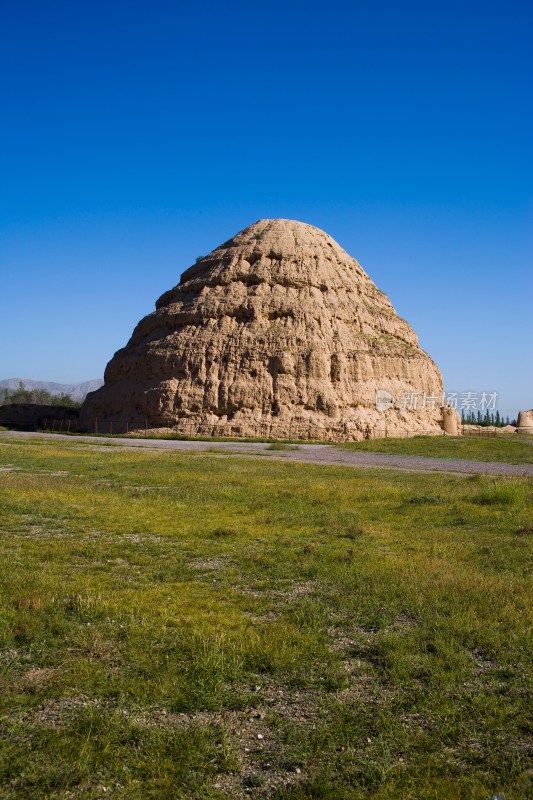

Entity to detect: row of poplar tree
[461,409,516,427]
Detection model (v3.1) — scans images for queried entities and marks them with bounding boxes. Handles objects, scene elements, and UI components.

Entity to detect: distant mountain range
[0,378,104,402]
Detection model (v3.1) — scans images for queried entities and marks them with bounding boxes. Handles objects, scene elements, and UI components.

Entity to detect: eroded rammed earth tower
[81,220,445,439]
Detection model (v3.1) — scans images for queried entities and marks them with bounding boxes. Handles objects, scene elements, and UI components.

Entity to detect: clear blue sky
[1,0,531,417]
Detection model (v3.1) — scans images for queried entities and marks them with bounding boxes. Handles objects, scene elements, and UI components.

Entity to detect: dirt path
[2,430,532,477]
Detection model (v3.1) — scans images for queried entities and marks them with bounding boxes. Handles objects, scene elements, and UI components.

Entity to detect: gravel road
[2,431,532,477]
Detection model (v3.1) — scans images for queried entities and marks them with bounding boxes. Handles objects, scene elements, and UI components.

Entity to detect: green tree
[0,382,81,408]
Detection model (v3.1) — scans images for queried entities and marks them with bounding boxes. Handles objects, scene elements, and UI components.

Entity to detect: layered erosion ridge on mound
[81,219,445,440]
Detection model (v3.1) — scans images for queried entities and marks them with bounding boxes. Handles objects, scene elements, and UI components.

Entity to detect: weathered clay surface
[442,406,462,436]
[81,220,446,440]
[516,410,533,434]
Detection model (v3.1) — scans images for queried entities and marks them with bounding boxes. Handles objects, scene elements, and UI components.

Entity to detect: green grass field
[0,436,531,799]
[337,434,533,464]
